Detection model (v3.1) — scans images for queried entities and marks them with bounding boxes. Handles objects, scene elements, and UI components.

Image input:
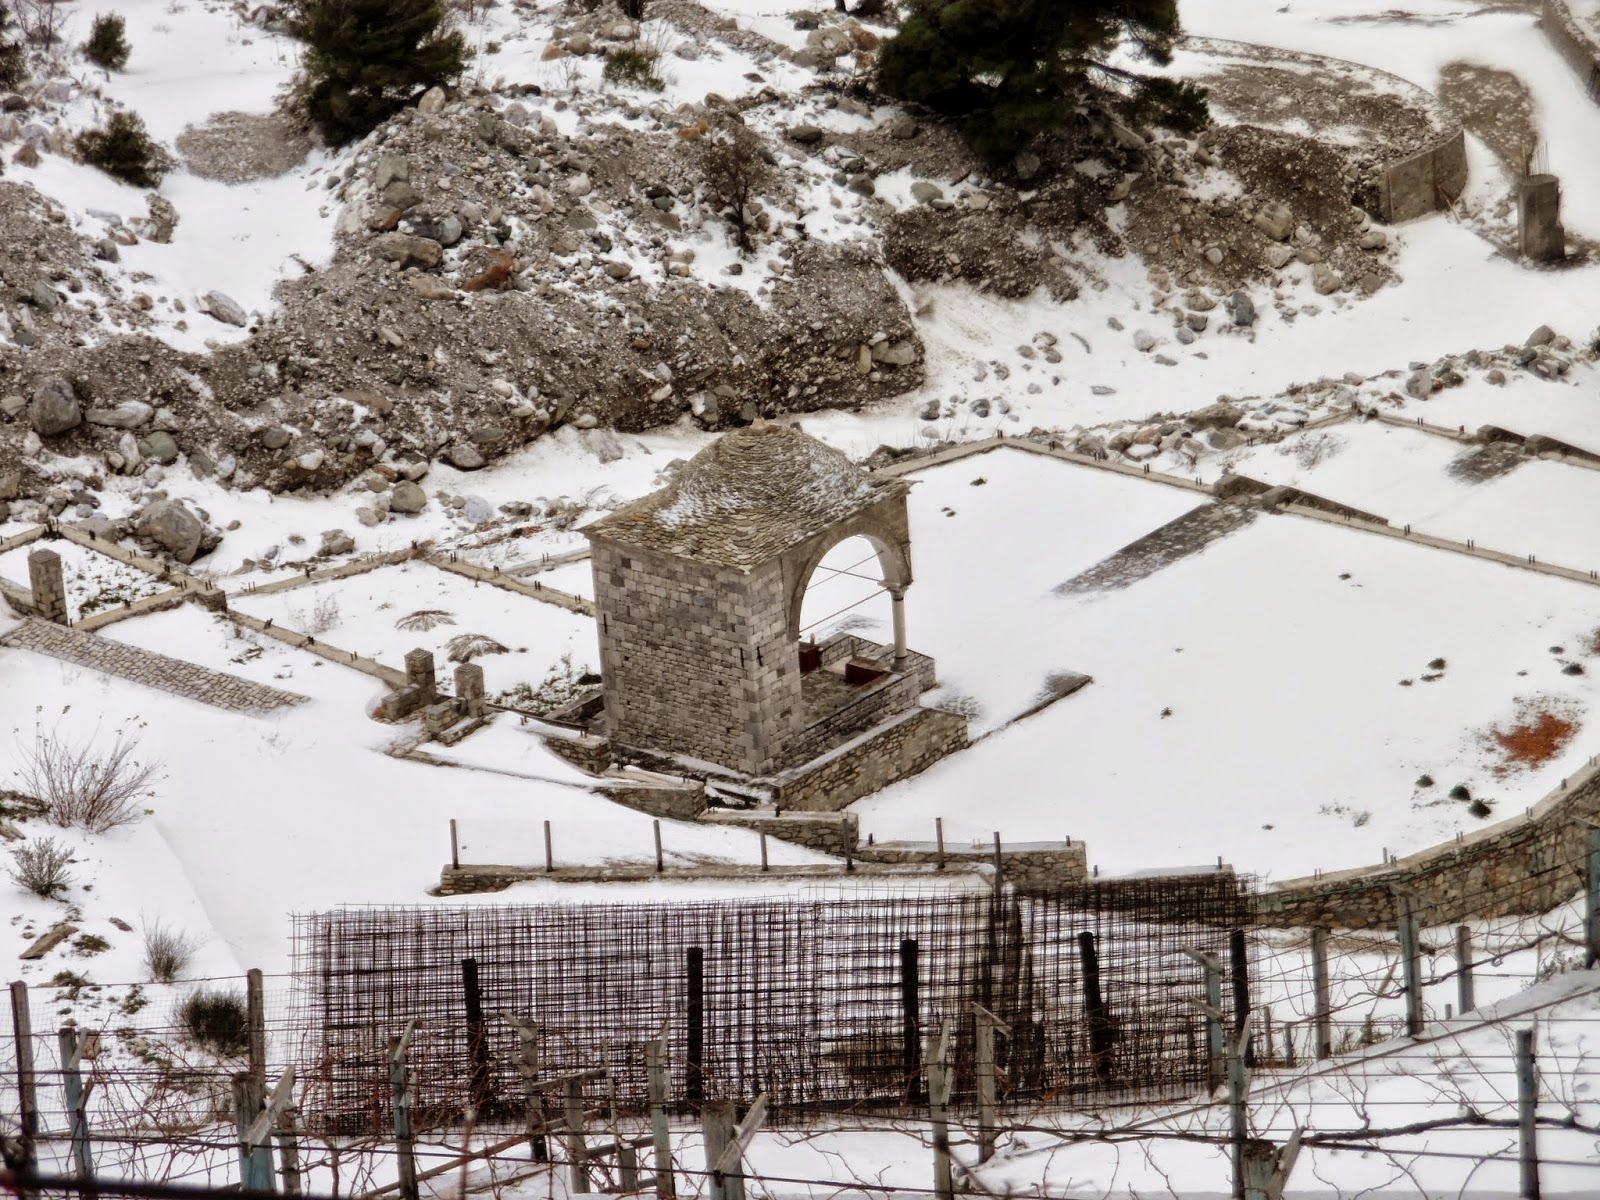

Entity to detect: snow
[853,447,1600,879]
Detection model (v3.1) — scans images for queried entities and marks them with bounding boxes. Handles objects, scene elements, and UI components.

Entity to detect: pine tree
[286,0,468,146]
[0,1,27,89]
[875,0,1207,162]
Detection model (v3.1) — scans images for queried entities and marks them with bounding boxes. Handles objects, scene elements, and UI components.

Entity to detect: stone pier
[27,548,67,625]
[1518,174,1565,262]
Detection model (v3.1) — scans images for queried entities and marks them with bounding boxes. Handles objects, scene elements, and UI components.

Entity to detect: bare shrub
[287,591,341,635]
[395,608,456,632]
[179,987,249,1056]
[8,837,73,899]
[15,722,161,833]
[142,919,201,983]
[445,632,508,663]
[700,123,771,254]
[11,0,62,44]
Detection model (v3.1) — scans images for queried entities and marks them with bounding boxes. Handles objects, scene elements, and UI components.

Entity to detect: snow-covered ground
[853,447,1600,879]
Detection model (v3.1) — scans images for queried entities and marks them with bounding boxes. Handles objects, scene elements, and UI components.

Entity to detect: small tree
[875,0,1208,162]
[285,0,469,146]
[84,11,129,69]
[700,124,770,253]
[0,2,26,87]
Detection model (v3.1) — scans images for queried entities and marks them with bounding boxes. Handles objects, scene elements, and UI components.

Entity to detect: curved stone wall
[1541,0,1600,91]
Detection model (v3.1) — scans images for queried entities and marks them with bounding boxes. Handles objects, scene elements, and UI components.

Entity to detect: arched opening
[796,534,896,653]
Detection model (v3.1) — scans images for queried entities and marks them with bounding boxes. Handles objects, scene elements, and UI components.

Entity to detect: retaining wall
[767,706,970,812]
[1376,129,1468,224]
[1542,0,1600,91]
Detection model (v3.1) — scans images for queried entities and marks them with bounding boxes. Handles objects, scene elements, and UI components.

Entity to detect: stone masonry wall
[593,541,802,774]
[703,808,860,856]
[1259,761,1600,929]
[769,706,969,812]
[1542,0,1600,90]
[860,840,1090,889]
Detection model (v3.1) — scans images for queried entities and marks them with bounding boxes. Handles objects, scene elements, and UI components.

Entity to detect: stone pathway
[1054,503,1259,595]
[1,618,306,712]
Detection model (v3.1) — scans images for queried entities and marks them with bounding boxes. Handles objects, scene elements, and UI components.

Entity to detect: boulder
[1525,324,1555,348]
[390,481,427,514]
[1132,330,1158,352]
[787,124,824,145]
[202,291,248,327]
[1227,291,1257,328]
[29,377,80,437]
[138,431,180,464]
[375,153,410,192]
[871,339,918,366]
[372,232,444,270]
[417,87,446,116]
[447,443,486,470]
[86,400,153,429]
[136,498,207,562]
[909,180,943,205]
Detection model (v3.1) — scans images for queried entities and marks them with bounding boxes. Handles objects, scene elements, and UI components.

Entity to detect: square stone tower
[584,422,916,776]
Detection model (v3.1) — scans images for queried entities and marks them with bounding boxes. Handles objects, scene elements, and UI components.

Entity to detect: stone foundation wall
[544,733,613,774]
[1542,0,1600,90]
[860,840,1089,888]
[1260,761,1600,929]
[1376,129,1468,224]
[600,780,708,821]
[703,808,860,856]
[769,706,969,812]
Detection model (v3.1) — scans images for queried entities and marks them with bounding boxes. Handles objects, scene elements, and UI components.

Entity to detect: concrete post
[404,648,437,703]
[890,588,907,669]
[454,663,486,718]
[1518,174,1565,263]
[27,549,67,625]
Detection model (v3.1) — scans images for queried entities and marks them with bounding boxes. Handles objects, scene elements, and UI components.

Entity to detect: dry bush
[179,987,249,1056]
[445,633,508,663]
[700,123,771,253]
[8,837,73,899]
[142,918,201,983]
[395,608,456,632]
[16,723,160,833]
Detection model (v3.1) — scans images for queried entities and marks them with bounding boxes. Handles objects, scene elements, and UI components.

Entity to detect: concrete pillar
[454,663,486,719]
[890,588,907,669]
[1518,174,1565,263]
[404,647,437,703]
[27,549,67,626]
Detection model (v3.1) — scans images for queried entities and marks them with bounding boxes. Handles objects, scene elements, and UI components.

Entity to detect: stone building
[584,422,959,786]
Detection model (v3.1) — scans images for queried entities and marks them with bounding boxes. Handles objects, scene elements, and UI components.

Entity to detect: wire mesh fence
[289,876,1254,1133]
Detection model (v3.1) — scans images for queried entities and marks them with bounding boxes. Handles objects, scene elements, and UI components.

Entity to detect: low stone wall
[860,839,1090,889]
[435,860,966,896]
[600,779,708,820]
[1376,128,1468,224]
[703,808,859,856]
[1542,0,1600,92]
[544,732,613,774]
[768,706,969,812]
[1260,758,1600,928]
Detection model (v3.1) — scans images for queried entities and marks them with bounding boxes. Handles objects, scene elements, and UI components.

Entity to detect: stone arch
[783,507,912,644]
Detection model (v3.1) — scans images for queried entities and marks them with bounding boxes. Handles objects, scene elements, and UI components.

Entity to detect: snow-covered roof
[584,423,904,569]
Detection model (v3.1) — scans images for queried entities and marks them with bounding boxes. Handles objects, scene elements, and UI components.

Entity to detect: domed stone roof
[585,423,905,569]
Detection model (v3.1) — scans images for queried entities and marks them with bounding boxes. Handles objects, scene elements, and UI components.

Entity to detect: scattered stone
[1358,230,1388,251]
[1133,330,1158,352]
[86,400,153,429]
[320,529,356,556]
[417,87,446,116]
[372,232,444,269]
[259,427,292,450]
[138,431,180,464]
[787,124,824,145]
[1405,368,1434,398]
[1263,244,1294,270]
[1227,291,1256,327]
[1253,202,1293,241]
[447,443,486,470]
[910,181,943,205]
[1525,324,1555,348]
[1311,264,1342,295]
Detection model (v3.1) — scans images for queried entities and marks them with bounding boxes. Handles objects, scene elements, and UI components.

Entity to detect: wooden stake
[563,1078,590,1194]
[1080,931,1113,1086]
[759,832,768,872]
[58,1026,94,1182]
[450,819,460,870]
[924,1024,954,1200]
[712,1095,766,1200]
[462,958,491,1116]
[1230,929,1254,1067]
[899,938,922,1103]
[701,1100,732,1200]
[654,820,664,873]
[1455,924,1476,1015]
[1227,1022,1250,1200]
[686,947,705,1107]
[247,968,267,1084]
[646,1036,675,1199]
[274,1108,303,1196]
[935,818,945,870]
[1516,1028,1540,1200]
[507,1015,548,1161]
[389,1023,419,1200]
[10,981,38,1183]
[1397,894,1423,1037]
[1309,928,1332,1061]
[232,1071,276,1192]
[544,819,554,872]
[1183,948,1224,1091]
[972,1002,1010,1163]
[1586,828,1600,969]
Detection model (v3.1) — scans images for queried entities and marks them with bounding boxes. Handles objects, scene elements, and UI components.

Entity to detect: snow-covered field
[854,448,1600,879]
